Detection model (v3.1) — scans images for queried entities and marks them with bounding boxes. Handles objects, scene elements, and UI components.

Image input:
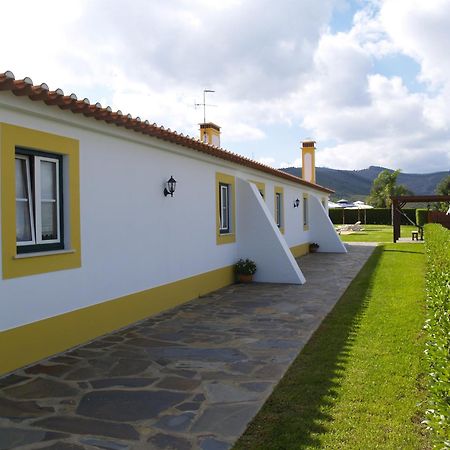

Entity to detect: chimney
[200,122,221,147]
[302,140,316,184]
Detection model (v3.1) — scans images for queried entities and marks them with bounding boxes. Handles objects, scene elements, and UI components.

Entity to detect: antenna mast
[195,89,215,123]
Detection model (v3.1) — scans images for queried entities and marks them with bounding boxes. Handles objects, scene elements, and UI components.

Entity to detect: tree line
[367,170,450,210]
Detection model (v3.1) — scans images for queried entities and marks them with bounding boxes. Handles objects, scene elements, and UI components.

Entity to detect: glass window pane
[40,160,56,200]
[15,158,28,199]
[41,201,57,240]
[16,201,32,242]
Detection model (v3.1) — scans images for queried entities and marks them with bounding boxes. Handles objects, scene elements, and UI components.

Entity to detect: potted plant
[309,243,320,253]
[235,258,257,283]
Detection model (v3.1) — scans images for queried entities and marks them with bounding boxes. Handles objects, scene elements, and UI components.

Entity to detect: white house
[0,71,345,376]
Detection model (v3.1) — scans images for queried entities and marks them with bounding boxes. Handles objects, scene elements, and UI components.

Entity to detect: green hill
[280,166,450,200]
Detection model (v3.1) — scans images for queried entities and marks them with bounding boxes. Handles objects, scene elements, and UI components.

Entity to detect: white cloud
[296,0,450,172]
[1,0,450,174]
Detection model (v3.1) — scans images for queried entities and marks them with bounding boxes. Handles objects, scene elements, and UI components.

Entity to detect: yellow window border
[303,193,309,231]
[249,180,265,199]
[216,172,236,245]
[1,123,81,279]
[274,186,284,234]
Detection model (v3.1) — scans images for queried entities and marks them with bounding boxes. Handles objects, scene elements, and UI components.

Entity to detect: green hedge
[424,224,450,447]
[329,208,417,225]
[416,209,429,227]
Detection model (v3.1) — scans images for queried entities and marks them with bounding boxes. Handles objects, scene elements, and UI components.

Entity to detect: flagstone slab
[147,433,192,450]
[154,412,195,432]
[32,416,139,440]
[0,375,29,389]
[203,381,266,403]
[90,377,157,389]
[77,390,189,421]
[80,437,130,449]
[155,376,201,391]
[24,364,73,377]
[37,443,84,450]
[0,427,61,450]
[191,402,262,436]
[198,437,231,450]
[4,378,78,399]
[145,347,248,363]
[0,397,54,418]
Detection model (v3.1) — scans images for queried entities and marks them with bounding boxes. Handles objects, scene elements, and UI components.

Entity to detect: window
[216,172,236,245]
[274,186,284,233]
[249,180,265,200]
[15,149,63,254]
[303,194,309,230]
[275,193,282,227]
[1,123,81,279]
[219,183,230,233]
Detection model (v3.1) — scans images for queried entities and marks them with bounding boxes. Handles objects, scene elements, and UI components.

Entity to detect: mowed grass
[234,244,429,450]
[338,224,416,242]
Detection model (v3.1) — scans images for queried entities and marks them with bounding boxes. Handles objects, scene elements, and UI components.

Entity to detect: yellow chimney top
[302,140,316,183]
[200,122,221,147]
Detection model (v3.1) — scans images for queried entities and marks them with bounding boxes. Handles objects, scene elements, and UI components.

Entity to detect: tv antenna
[195,89,216,123]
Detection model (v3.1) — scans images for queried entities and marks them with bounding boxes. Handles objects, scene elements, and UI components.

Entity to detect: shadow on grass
[384,248,423,255]
[234,246,383,450]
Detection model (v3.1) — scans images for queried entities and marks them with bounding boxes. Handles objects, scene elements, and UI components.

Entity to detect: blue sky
[1,0,450,174]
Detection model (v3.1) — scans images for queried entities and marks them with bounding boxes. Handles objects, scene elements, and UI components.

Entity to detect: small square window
[15,148,64,254]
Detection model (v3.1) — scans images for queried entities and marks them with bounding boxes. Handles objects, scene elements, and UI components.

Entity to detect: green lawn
[337,224,417,242]
[234,244,429,450]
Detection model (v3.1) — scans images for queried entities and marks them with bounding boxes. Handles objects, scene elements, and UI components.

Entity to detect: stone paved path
[0,244,375,450]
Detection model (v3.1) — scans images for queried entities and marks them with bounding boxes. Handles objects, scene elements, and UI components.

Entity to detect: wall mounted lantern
[164,176,177,197]
[293,198,300,208]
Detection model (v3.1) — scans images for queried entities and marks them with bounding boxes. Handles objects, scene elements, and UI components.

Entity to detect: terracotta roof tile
[0,71,333,194]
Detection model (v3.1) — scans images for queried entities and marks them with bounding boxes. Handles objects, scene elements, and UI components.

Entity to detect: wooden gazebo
[391,195,450,243]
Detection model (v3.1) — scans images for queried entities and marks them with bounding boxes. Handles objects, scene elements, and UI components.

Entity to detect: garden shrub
[417,209,429,227]
[424,224,450,447]
[329,208,416,225]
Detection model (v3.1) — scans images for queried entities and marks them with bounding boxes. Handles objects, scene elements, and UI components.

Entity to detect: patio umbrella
[335,199,354,224]
[346,201,373,224]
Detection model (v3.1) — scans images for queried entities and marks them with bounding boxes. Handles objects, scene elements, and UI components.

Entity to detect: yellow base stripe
[290,243,309,257]
[0,265,234,376]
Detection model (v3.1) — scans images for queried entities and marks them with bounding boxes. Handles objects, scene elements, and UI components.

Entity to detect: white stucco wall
[0,92,332,331]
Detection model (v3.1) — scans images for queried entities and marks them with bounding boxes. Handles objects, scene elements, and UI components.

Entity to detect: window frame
[303,194,309,230]
[219,182,230,234]
[15,148,64,254]
[274,186,284,234]
[215,172,236,245]
[275,193,282,227]
[1,122,81,279]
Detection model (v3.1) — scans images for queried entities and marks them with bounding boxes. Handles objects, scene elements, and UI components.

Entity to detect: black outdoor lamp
[164,176,177,197]
[293,198,300,208]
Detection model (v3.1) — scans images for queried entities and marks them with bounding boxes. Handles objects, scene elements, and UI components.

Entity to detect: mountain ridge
[280,166,450,200]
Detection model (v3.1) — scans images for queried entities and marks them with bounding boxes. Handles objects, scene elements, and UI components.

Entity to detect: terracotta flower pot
[238,274,253,283]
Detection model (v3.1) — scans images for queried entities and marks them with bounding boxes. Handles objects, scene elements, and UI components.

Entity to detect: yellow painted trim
[0,264,235,376]
[274,186,284,234]
[290,243,309,258]
[303,193,309,231]
[216,172,236,245]
[249,180,265,199]
[1,123,81,279]
[302,146,316,183]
